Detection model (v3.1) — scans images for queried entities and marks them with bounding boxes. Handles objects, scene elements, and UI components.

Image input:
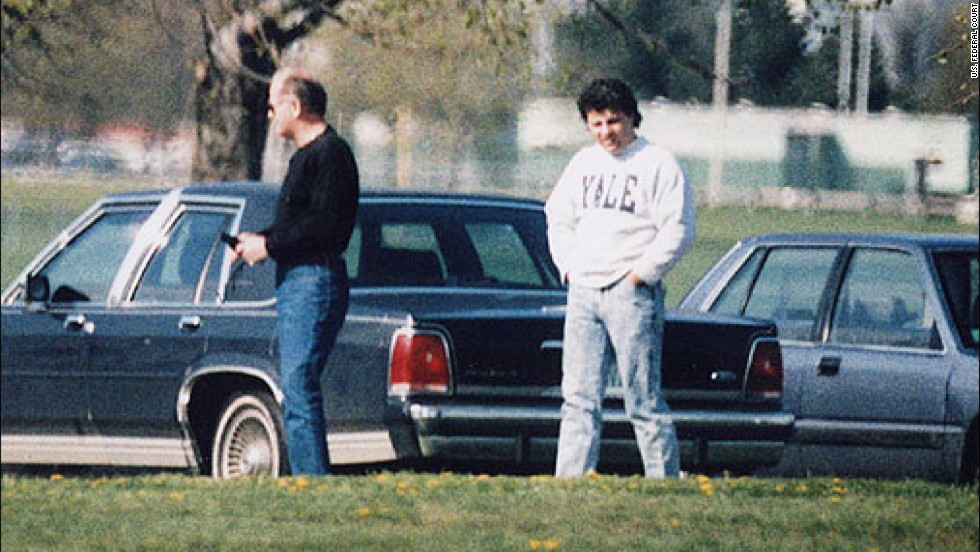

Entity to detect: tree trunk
[188,1,338,182]
[192,57,271,182]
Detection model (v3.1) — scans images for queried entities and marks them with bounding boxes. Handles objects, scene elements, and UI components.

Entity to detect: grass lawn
[2,471,977,551]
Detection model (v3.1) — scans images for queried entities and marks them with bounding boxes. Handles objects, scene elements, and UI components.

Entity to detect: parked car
[2,182,792,478]
[679,233,979,484]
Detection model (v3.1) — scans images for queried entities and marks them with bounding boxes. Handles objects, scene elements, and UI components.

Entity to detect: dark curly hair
[576,78,642,129]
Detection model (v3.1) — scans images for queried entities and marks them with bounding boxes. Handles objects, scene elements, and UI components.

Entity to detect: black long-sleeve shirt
[261,127,360,267]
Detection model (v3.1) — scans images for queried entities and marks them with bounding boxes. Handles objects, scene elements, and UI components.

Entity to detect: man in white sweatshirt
[545,78,696,478]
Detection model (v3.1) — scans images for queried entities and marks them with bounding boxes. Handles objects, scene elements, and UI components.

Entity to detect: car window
[466,223,546,288]
[353,223,447,286]
[343,225,362,280]
[132,210,234,304]
[830,248,939,350]
[932,250,978,349]
[712,246,839,341]
[350,203,561,289]
[711,248,766,316]
[38,208,154,303]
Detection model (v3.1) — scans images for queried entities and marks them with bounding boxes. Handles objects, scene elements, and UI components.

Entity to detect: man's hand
[234,232,269,266]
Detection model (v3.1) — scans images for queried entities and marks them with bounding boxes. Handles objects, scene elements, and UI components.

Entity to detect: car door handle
[817,356,841,376]
[540,340,563,351]
[64,314,86,331]
[711,370,739,384]
[64,313,95,334]
[178,315,202,332]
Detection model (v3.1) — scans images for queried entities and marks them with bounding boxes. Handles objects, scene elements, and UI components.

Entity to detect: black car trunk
[353,291,774,401]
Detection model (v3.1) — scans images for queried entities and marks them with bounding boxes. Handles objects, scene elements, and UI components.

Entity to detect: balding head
[270,67,315,92]
[267,66,329,146]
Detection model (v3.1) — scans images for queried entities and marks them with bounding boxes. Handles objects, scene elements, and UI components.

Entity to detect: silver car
[680,232,978,484]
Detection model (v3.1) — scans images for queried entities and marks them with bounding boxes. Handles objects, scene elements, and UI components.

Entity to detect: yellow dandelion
[169,492,185,501]
[775,484,785,492]
[669,518,682,527]
[586,470,601,479]
[50,474,64,482]
[354,507,373,517]
[292,476,311,490]
[833,486,846,495]
[529,537,562,550]
[477,473,491,481]
[375,473,389,483]
[829,497,841,504]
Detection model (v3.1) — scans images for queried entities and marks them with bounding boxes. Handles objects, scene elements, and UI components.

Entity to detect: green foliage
[1,0,200,136]
[730,0,807,105]
[310,0,535,179]
[550,0,818,106]
[548,0,954,113]
[2,471,977,551]
[930,3,979,114]
[550,0,711,101]
[326,0,534,132]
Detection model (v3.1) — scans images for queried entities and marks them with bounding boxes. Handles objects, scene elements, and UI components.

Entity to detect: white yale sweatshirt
[545,136,697,289]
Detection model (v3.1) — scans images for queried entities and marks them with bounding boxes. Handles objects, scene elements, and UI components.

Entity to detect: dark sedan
[679,232,979,484]
[2,182,792,477]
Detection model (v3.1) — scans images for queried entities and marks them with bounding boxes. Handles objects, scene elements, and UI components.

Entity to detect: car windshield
[932,249,979,349]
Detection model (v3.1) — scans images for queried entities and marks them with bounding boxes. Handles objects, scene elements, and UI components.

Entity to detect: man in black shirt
[235,68,359,475]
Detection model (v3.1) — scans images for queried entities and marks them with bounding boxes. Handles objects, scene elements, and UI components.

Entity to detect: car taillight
[389,329,451,397]
[746,338,783,399]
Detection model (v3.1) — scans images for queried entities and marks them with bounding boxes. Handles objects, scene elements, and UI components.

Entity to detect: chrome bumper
[407,403,795,471]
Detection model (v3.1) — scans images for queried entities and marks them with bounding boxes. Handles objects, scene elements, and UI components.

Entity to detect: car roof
[739,232,978,250]
[102,181,545,209]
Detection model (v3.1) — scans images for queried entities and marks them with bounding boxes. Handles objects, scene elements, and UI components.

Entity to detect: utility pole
[854,8,874,115]
[708,0,732,207]
[396,106,413,188]
[712,0,731,110]
[837,7,854,114]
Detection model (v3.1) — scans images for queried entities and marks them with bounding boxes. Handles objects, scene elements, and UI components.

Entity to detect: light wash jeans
[555,278,680,478]
[276,260,348,476]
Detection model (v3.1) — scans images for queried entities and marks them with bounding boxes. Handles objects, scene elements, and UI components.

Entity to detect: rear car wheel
[211,392,288,478]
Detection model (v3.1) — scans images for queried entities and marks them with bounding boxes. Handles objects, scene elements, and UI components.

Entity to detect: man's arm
[631,158,697,285]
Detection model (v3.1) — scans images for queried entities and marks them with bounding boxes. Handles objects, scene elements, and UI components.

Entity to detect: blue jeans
[276,260,348,476]
[555,279,680,478]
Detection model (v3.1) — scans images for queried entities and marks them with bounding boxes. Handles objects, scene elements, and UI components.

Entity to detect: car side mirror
[26,274,50,308]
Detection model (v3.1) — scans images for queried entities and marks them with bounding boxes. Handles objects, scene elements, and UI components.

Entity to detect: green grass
[3,176,973,304]
[2,471,977,551]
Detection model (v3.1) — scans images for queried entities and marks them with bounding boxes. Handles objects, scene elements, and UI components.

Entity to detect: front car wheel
[211,392,288,478]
